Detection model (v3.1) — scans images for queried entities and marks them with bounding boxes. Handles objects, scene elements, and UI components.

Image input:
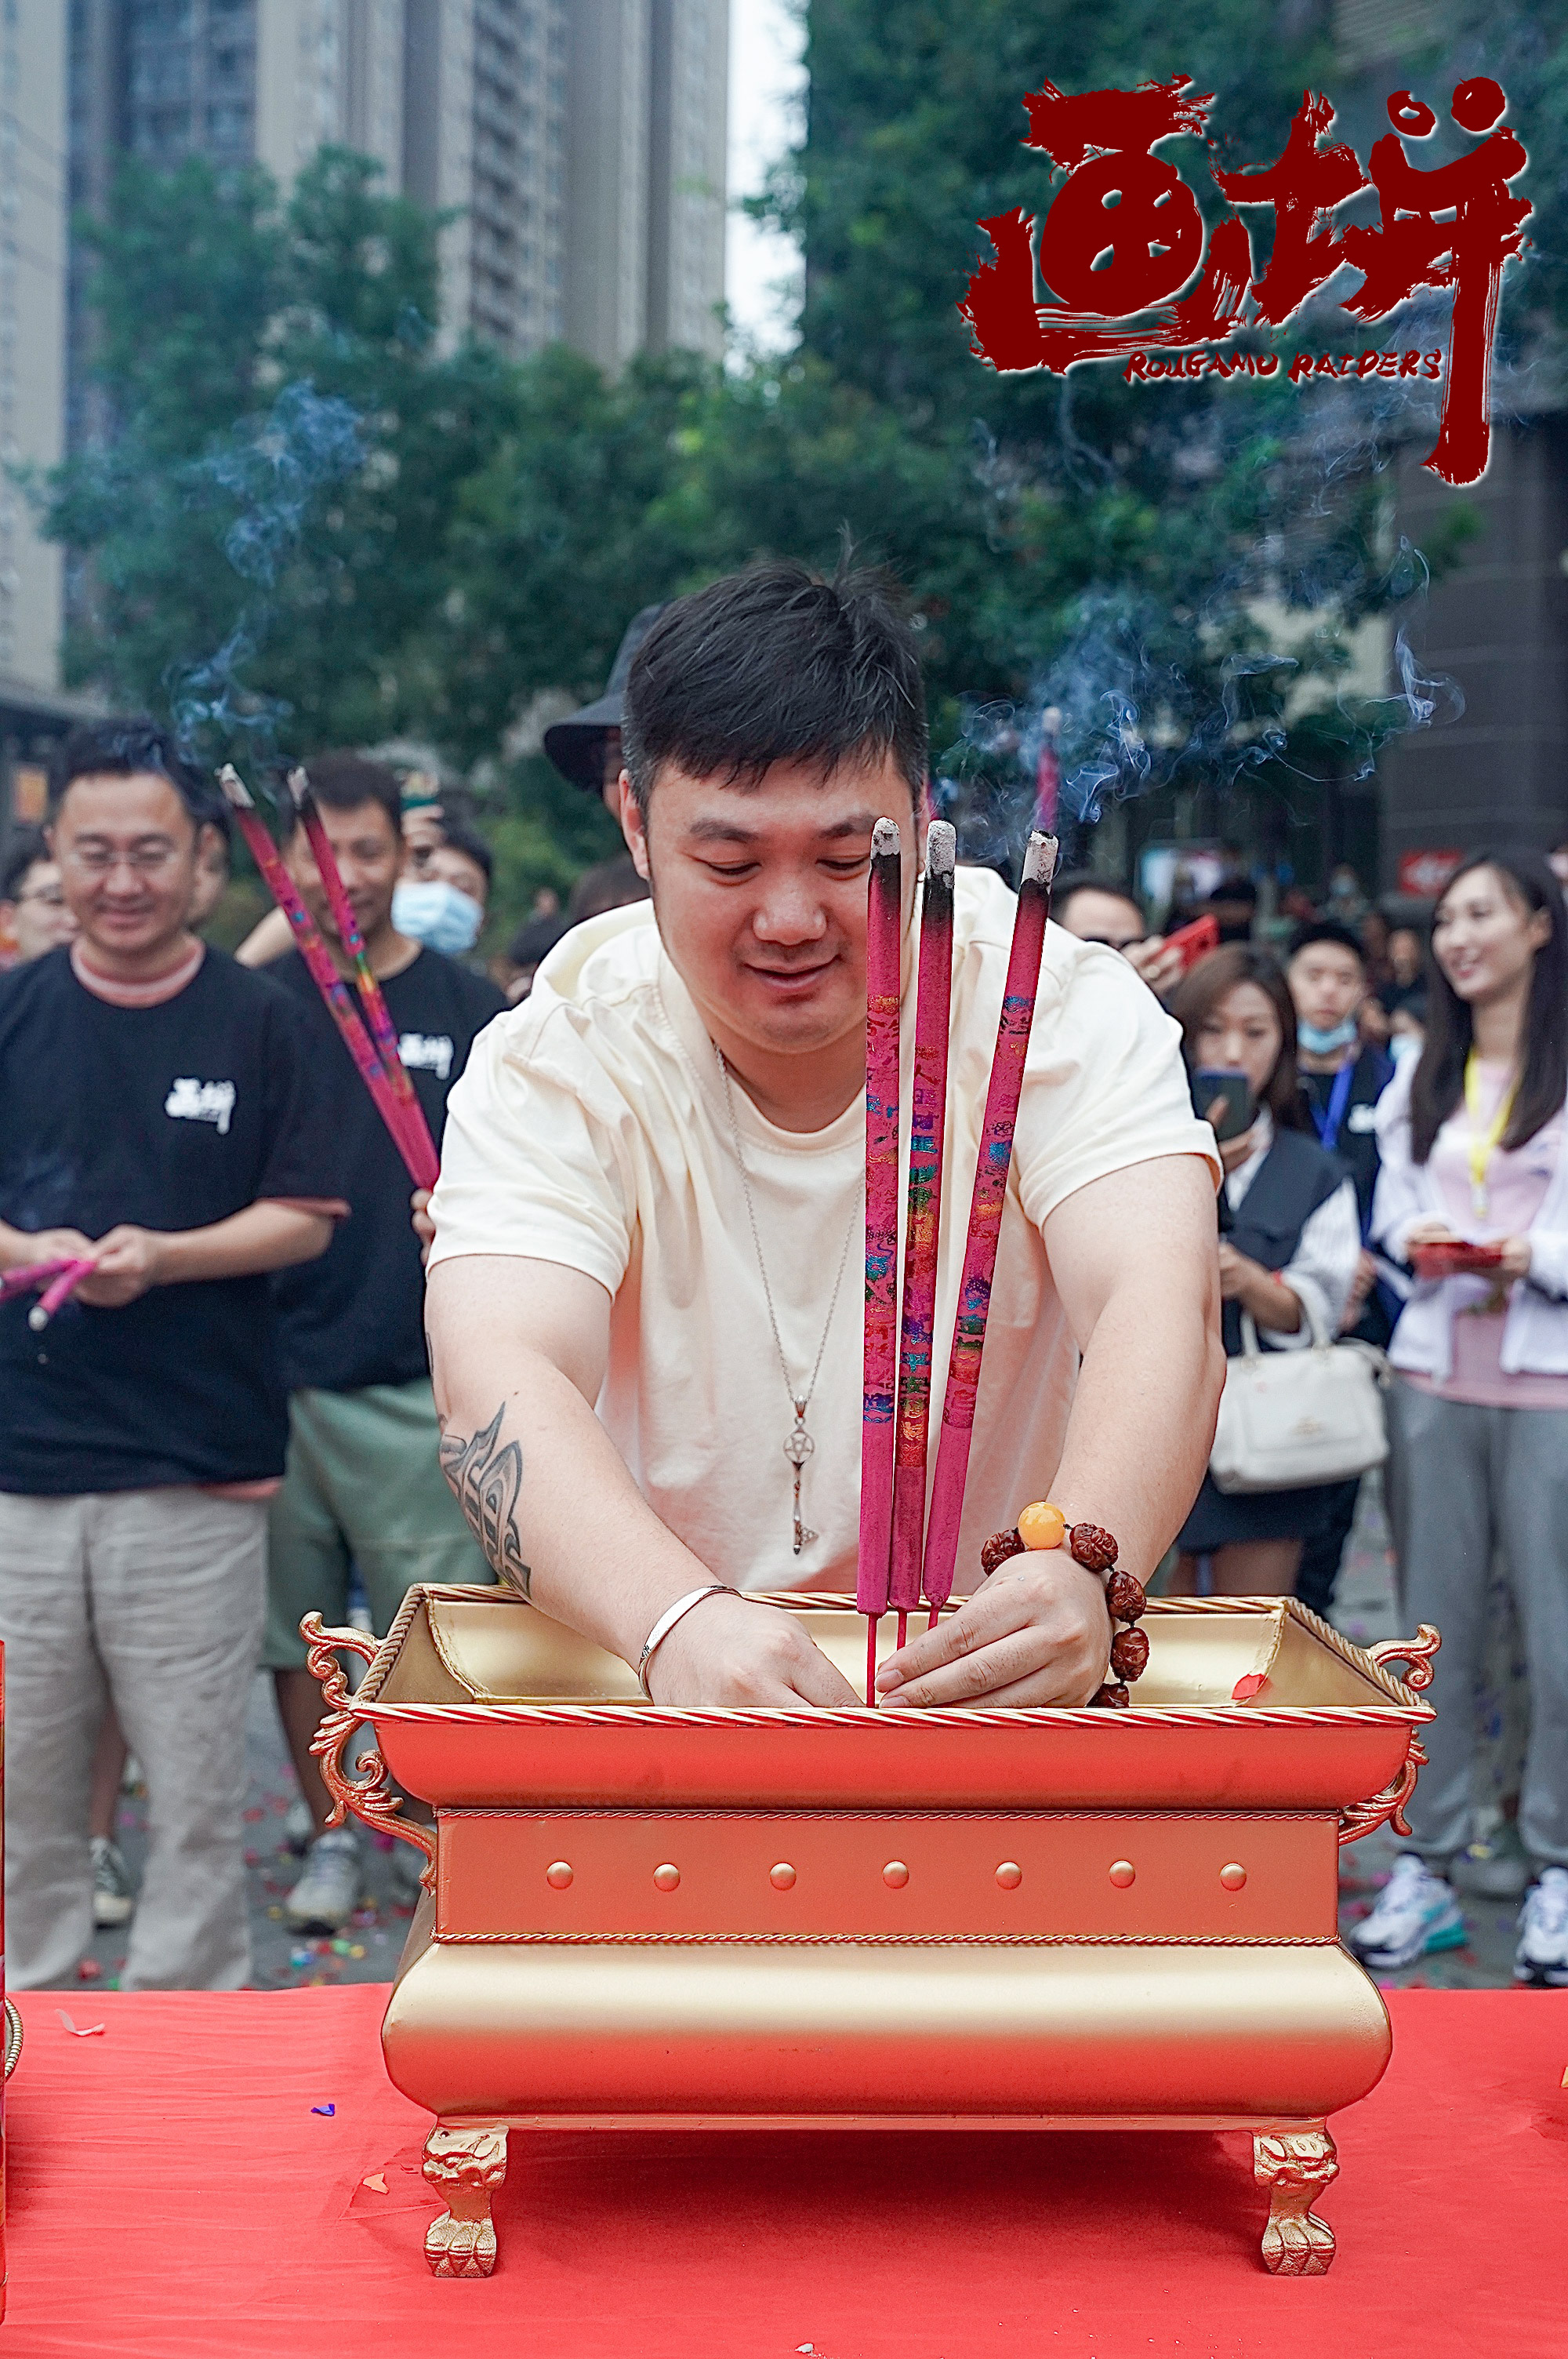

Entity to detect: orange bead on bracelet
[1016,1499,1067,1550]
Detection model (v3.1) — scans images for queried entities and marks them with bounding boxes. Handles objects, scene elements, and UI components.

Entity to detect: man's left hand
[873,1550,1111,1709]
[75,1226,166,1307]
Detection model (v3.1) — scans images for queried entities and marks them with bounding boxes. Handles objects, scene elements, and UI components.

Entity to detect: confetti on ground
[56,2011,104,2037]
[310,2104,336,2117]
[361,2173,387,2193]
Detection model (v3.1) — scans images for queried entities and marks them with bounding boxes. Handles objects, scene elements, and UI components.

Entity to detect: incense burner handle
[1365,1624,1440,1693]
[1338,1626,1439,1848]
[300,1613,436,1892]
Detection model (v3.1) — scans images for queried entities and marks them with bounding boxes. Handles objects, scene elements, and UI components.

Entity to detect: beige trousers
[0,1486,265,1990]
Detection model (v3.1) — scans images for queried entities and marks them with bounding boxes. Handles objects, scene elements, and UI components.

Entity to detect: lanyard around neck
[1308,1059,1356,1151]
[1463,1052,1519,1216]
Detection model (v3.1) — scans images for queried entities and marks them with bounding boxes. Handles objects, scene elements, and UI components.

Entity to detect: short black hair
[2,825,52,902]
[1051,871,1142,921]
[435,815,492,884]
[621,562,927,816]
[49,719,221,831]
[1288,919,1366,966]
[289,751,402,839]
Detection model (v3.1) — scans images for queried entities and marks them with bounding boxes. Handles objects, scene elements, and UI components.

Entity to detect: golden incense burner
[305,1586,1436,2282]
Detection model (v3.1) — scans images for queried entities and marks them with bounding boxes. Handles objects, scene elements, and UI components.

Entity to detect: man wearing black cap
[543,605,667,810]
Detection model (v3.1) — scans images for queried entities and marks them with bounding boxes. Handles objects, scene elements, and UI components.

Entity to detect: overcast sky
[725,0,807,353]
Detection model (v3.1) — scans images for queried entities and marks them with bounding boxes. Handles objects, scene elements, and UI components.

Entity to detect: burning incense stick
[858,818,902,1699]
[1033,707,1062,835]
[920,831,1058,1616]
[217,765,433,1189]
[28,1257,96,1332]
[286,769,439,1190]
[889,820,956,1618]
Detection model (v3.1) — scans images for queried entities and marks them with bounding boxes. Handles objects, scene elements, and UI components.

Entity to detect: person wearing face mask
[392,816,492,958]
[260,754,508,1933]
[1349,850,1568,1987]
[1167,945,1362,1597]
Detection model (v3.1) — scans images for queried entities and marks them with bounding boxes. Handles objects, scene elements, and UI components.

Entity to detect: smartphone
[1193,1067,1254,1142]
[1165,911,1221,970]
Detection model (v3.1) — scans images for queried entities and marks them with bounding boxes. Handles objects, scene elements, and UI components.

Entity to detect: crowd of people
[0,567,1563,2002]
[1057,852,1568,1983]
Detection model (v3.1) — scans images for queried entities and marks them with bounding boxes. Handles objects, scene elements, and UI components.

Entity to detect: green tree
[37,149,518,762]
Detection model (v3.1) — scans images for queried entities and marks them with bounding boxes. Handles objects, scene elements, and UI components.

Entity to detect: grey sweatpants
[1385,1378,1568,1868]
[0,1487,266,1990]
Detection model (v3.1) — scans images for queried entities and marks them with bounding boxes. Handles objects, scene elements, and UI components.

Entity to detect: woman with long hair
[1167,945,1361,1594]
[1350,850,1568,1986]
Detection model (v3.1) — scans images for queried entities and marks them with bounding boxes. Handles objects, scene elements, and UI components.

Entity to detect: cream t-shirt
[429,867,1218,1594]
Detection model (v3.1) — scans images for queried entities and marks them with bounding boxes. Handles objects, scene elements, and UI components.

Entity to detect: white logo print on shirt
[398,1032,454,1081]
[165,1078,238,1136]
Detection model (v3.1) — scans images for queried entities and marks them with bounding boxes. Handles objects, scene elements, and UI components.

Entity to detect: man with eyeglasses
[0,722,343,1993]
[0,827,78,965]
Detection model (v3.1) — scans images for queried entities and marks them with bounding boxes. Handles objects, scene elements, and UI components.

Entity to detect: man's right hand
[645,1591,859,1708]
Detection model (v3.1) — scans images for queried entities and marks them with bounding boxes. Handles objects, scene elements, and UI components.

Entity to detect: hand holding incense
[921,831,1058,1613]
[890,820,956,1619]
[218,765,435,1190]
[0,1258,76,1304]
[858,818,902,1694]
[27,1257,96,1332]
[286,769,439,1190]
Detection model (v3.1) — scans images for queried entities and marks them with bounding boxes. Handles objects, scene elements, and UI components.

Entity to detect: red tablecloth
[2,1983,1564,2357]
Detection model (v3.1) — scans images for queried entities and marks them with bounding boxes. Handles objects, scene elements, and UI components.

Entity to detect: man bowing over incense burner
[425,565,1224,1708]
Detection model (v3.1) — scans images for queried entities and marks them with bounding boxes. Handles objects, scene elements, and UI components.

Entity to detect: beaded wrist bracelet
[979,1507,1148,1708]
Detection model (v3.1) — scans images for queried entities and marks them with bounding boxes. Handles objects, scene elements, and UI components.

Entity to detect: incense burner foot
[1254,2124,1338,2275]
[422,2121,508,2277]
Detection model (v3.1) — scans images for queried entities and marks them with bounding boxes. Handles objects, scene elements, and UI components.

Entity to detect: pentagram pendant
[783,1400,816,1554]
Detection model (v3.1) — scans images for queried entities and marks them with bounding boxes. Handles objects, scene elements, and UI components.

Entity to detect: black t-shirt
[0,947,343,1496]
[268,947,506,1394]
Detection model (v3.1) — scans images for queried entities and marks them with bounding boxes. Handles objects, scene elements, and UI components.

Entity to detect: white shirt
[1225,1107,1361,1345]
[430,869,1219,1593]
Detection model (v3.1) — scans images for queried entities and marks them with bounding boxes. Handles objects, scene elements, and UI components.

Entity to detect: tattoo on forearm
[438,1405,532,1597]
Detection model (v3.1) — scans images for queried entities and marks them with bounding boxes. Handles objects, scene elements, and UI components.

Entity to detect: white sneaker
[1345,1854,1466,1972]
[285,1830,363,1932]
[1514,1865,1568,1988]
[91,1835,136,1928]
[284,1797,314,1855]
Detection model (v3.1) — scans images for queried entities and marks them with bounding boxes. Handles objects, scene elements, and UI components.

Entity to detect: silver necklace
[717,1048,858,1555]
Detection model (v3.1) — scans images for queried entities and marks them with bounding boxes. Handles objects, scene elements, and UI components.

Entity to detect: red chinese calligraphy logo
[960,75,1530,486]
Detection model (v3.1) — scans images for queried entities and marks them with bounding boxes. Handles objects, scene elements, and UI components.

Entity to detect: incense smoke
[167,380,364,765]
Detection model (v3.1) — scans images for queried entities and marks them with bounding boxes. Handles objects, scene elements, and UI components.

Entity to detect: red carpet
[2,1983,1564,2358]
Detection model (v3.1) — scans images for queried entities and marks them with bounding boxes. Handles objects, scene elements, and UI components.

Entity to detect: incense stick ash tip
[1024,832,1059,887]
[870,816,902,860]
[215,763,254,810]
[285,766,311,809]
[924,820,956,879]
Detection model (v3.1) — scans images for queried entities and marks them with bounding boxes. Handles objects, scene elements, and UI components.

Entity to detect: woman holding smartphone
[1167,946,1361,1594]
[1350,849,1568,1986]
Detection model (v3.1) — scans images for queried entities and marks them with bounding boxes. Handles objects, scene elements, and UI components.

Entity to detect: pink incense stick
[858,817,903,1699]
[28,1257,96,1332]
[1,1258,75,1303]
[889,820,956,1618]
[1033,707,1062,835]
[218,766,432,1190]
[920,831,1058,1615]
[287,769,439,1191]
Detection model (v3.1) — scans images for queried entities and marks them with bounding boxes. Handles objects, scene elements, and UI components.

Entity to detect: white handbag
[1208,1305,1388,1494]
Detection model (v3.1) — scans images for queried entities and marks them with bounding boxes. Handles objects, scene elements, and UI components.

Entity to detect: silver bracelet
[637,1583,737,1699]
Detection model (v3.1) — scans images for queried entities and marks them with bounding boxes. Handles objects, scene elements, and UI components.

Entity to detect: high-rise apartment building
[67,0,725,368]
[2,6,69,698]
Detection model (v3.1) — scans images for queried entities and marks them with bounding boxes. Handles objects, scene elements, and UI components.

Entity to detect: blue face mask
[392,879,483,956]
[1297,1016,1360,1057]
